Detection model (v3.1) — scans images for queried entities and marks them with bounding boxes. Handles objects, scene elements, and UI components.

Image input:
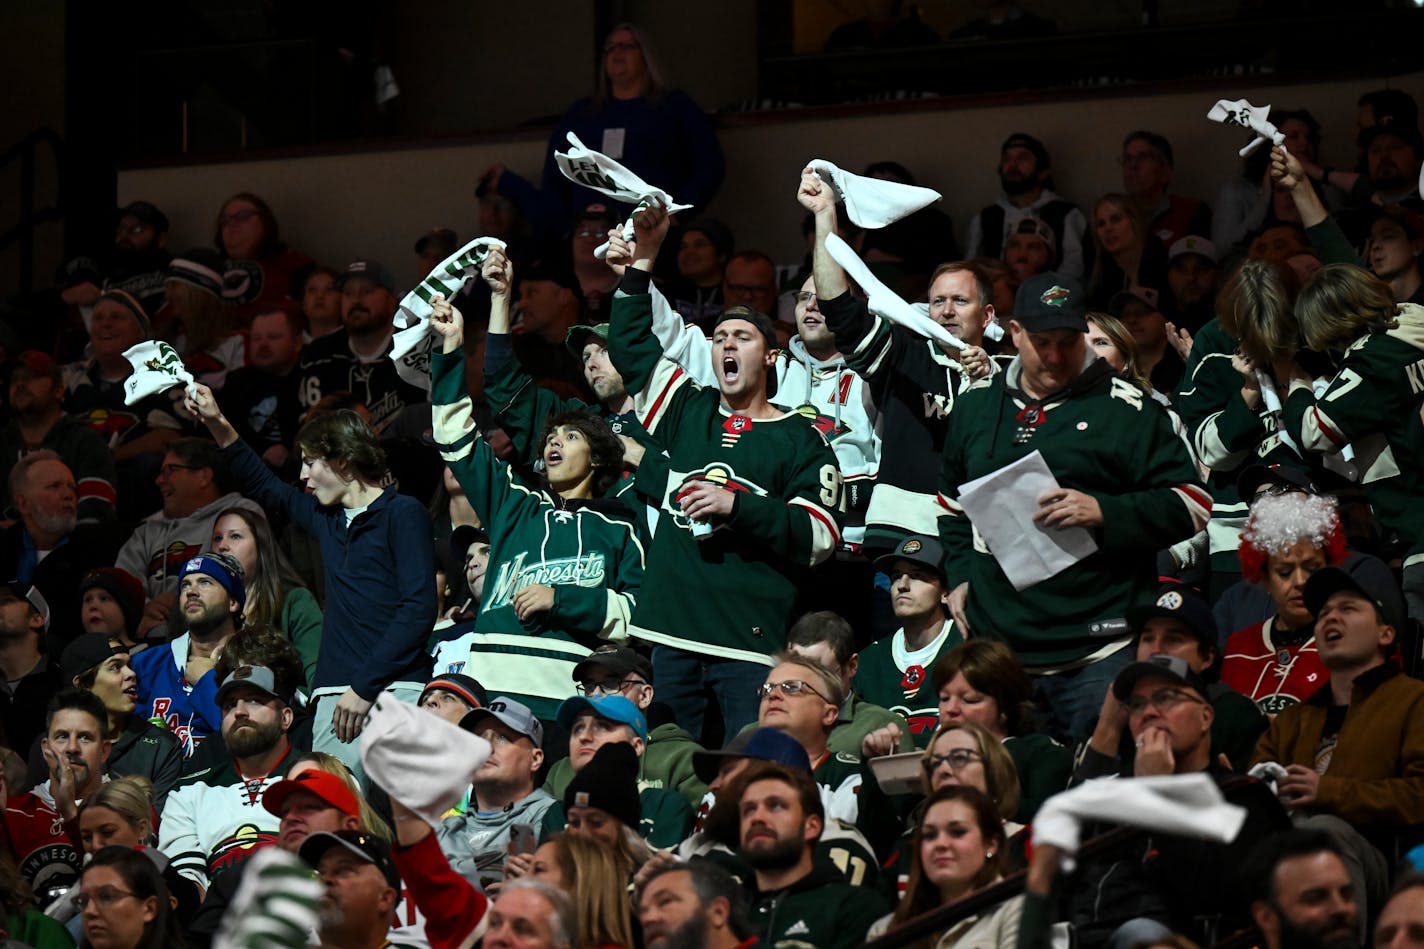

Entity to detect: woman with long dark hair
[210,506,323,691]
[76,846,185,949]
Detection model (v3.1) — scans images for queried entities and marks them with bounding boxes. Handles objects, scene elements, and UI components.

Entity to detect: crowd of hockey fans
[3,20,1424,949]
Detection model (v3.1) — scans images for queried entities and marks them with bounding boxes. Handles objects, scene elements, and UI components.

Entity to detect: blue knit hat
[177,552,246,611]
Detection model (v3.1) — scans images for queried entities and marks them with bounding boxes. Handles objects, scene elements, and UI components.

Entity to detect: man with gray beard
[0,452,120,653]
[300,831,407,949]
[158,663,299,893]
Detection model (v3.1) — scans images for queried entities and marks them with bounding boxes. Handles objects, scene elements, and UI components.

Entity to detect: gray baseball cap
[460,696,544,746]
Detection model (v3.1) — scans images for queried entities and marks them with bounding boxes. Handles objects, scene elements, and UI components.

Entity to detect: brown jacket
[1251,663,1424,832]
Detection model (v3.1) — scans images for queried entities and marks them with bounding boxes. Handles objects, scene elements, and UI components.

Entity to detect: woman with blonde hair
[526,833,636,949]
[1087,194,1167,309]
[77,776,157,852]
[1086,312,1151,390]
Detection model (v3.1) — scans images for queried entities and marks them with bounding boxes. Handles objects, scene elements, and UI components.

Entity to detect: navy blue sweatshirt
[222,439,436,699]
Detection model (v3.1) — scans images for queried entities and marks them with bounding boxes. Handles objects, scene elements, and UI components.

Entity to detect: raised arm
[799,166,849,302]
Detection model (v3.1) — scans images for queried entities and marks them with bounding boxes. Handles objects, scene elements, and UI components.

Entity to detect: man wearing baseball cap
[541,645,706,808]
[417,672,488,726]
[937,272,1209,743]
[856,536,962,751]
[295,258,426,436]
[437,697,556,887]
[966,133,1089,279]
[1110,285,1182,392]
[1080,582,1265,776]
[159,664,299,891]
[1062,654,1289,946]
[131,551,246,758]
[0,580,65,754]
[1164,235,1220,332]
[1252,559,1423,916]
[541,694,693,847]
[301,831,405,949]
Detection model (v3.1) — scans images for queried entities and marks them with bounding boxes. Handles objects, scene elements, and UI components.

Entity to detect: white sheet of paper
[957,450,1098,591]
[601,127,626,159]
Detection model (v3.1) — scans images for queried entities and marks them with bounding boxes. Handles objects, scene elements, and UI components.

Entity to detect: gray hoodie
[435,787,557,887]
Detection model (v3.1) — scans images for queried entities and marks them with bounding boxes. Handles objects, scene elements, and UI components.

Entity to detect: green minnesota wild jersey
[939,357,1209,667]
[854,620,963,747]
[430,348,645,719]
[608,274,845,663]
[1175,318,1308,570]
[1287,303,1424,560]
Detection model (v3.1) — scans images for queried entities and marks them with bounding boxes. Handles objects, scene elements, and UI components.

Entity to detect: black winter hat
[563,741,641,831]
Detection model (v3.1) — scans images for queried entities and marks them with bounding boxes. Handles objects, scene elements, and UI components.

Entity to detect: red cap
[262,768,360,818]
[14,351,59,380]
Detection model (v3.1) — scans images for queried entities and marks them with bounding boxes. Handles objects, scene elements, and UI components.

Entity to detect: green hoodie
[543,721,709,808]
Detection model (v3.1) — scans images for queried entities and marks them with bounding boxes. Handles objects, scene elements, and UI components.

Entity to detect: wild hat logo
[1040,285,1072,308]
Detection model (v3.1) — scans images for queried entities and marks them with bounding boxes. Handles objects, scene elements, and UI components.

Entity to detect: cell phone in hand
[509,822,537,856]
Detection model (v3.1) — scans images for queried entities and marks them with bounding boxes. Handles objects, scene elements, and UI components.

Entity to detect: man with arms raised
[604,203,843,739]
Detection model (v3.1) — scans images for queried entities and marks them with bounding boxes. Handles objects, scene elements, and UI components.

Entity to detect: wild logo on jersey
[208,823,279,878]
[721,414,754,448]
[666,464,766,531]
[485,551,608,609]
[900,664,926,697]
[147,540,203,587]
[794,402,853,442]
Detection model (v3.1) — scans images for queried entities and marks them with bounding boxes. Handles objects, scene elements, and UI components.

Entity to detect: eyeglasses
[1123,688,1205,716]
[756,679,829,702]
[925,749,983,773]
[577,677,647,696]
[219,208,259,226]
[72,886,137,912]
[574,228,605,240]
[158,463,201,476]
[603,41,639,54]
[794,291,817,304]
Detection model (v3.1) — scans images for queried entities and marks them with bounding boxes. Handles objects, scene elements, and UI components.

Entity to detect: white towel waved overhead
[122,340,196,403]
[555,132,693,256]
[807,158,941,229]
[389,235,507,391]
[824,232,965,352]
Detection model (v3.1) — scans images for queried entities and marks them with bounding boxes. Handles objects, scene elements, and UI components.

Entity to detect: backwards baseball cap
[263,768,360,818]
[1126,582,1218,649]
[299,831,402,893]
[449,525,491,564]
[1303,560,1407,633]
[715,305,778,351]
[1112,654,1208,702]
[461,696,544,746]
[691,727,812,784]
[556,693,648,743]
[572,644,654,685]
[1168,235,1218,265]
[2,581,50,632]
[214,664,284,707]
[420,673,488,712]
[873,534,946,581]
[1109,285,1161,318]
[565,322,611,358]
[1000,132,1050,168]
[59,634,126,682]
[1007,216,1057,255]
[1013,272,1087,333]
[1236,462,1316,500]
[116,201,170,233]
[339,260,397,295]
[178,552,246,612]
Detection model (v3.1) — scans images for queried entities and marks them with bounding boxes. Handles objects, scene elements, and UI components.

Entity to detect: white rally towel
[824,232,965,352]
[808,158,941,229]
[122,340,197,403]
[1032,772,1247,872]
[554,132,693,256]
[360,694,491,827]
[388,236,508,391]
[1207,98,1286,158]
[214,846,324,949]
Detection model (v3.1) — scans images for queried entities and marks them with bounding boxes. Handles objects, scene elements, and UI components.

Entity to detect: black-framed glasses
[576,677,647,696]
[1123,688,1205,716]
[72,886,137,912]
[925,749,983,773]
[756,679,828,702]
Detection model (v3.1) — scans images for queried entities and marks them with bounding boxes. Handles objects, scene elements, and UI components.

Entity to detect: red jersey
[1,793,83,901]
[1222,617,1329,715]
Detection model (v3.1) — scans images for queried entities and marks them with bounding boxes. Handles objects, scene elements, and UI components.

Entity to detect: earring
[985,850,994,858]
